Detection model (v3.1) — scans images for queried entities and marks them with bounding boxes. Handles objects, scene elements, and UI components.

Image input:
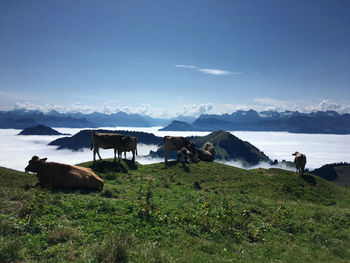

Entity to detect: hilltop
[49,129,163,151]
[18,124,69,136]
[150,130,271,166]
[0,161,349,262]
[159,120,196,131]
[311,162,350,186]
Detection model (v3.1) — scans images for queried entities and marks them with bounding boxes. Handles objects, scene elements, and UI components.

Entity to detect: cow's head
[292,152,299,156]
[25,156,47,173]
[177,147,191,163]
[122,135,131,142]
[203,142,215,155]
[186,142,195,151]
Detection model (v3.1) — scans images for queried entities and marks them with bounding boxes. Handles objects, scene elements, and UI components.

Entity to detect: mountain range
[1,108,350,134]
[161,110,350,134]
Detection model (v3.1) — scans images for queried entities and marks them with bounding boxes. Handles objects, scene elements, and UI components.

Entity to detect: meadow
[1,160,349,262]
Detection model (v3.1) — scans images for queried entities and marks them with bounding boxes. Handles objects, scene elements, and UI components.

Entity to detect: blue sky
[1,0,350,117]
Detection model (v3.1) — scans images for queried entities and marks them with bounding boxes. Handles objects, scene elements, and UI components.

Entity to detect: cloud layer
[1,128,350,172]
[4,99,350,119]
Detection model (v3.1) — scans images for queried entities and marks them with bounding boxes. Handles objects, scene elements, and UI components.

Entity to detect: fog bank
[0,127,349,172]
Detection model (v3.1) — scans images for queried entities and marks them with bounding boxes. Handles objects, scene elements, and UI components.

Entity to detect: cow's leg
[96,148,102,160]
[124,151,127,160]
[117,149,122,161]
[114,148,117,162]
[132,150,135,161]
[164,148,168,162]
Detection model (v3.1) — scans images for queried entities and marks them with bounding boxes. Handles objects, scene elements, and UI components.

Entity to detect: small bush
[95,233,131,263]
[0,238,22,263]
[47,226,82,245]
[193,181,202,190]
[101,187,118,198]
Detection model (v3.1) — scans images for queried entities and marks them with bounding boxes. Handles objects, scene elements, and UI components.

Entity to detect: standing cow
[161,136,192,162]
[25,156,104,189]
[292,151,307,176]
[118,135,138,161]
[90,132,125,162]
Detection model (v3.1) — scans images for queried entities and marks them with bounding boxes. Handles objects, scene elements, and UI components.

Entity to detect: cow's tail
[90,132,95,151]
[136,143,138,156]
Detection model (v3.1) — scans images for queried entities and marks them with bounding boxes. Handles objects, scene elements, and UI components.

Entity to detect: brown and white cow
[91,132,125,162]
[25,156,104,189]
[292,151,307,176]
[118,135,138,161]
[161,136,192,162]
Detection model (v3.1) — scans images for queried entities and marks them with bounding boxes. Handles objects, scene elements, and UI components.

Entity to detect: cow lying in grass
[177,142,215,163]
[25,156,104,190]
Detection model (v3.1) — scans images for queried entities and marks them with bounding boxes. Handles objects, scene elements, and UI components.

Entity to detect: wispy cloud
[197,68,236,76]
[174,64,197,69]
[173,64,239,76]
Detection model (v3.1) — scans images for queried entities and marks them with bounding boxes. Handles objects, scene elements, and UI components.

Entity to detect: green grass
[333,165,350,186]
[1,161,350,262]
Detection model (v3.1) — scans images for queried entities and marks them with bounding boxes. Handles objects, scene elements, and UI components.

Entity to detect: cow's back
[164,136,190,150]
[39,162,103,189]
[92,132,124,149]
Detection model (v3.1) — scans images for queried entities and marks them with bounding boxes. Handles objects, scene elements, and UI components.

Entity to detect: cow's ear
[42,158,48,162]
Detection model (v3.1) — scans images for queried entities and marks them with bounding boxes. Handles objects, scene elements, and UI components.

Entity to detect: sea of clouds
[0,127,349,172]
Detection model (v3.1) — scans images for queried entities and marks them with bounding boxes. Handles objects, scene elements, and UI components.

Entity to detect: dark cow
[25,156,104,189]
[177,142,215,163]
[177,146,197,163]
[161,136,192,162]
[292,151,307,176]
[91,132,125,162]
[118,135,138,161]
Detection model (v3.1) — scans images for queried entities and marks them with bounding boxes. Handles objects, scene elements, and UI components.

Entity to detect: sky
[1,0,350,117]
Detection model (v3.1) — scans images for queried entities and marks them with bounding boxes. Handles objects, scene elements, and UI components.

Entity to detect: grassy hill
[333,165,350,186]
[18,124,68,136]
[1,161,350,262]
[150,130,271,166]
[191,130,271,165]
[311,163,350,186]
[49,129,163,151]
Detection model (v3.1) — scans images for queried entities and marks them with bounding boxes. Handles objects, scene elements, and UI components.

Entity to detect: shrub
[0,238,22,263]
[95,232,131,263]
[47,226,82,245]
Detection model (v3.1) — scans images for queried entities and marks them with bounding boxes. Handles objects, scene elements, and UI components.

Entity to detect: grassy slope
[333,165,350,186]
[1,161,350,262]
